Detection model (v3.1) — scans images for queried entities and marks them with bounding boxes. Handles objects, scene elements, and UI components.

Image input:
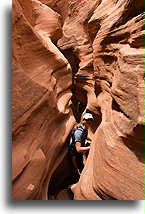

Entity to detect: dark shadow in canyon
[48,155,79,200]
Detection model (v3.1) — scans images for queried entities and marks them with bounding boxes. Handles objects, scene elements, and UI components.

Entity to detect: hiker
[68,113,94,175]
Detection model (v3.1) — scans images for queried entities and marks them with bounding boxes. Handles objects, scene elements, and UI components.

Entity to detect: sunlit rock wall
[12,0,75,200]
[12,0,144,200]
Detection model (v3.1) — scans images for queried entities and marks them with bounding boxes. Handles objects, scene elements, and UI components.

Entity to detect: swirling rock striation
[12,0,144,200]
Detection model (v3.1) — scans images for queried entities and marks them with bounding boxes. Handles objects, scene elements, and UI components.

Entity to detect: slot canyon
[12,0,144,200]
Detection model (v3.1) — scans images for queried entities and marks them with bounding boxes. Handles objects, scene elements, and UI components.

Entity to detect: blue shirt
[74,125,88,147]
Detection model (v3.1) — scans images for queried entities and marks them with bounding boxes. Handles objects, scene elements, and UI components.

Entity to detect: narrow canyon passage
[47,102,102,200]
[12,0,144,200]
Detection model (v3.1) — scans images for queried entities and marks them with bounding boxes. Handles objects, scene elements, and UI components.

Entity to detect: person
[68,113,94,175]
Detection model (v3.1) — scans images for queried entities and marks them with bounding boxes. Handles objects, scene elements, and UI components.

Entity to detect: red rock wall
[12,0,75,200]
[12,0,144,200]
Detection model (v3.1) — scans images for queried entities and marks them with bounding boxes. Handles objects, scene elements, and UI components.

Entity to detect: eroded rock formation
[12,0,144,200]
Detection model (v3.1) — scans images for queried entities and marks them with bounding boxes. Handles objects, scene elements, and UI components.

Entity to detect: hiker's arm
[75,142,90,153]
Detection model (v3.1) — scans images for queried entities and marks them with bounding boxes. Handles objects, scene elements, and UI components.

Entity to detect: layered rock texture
[12,0,144,200]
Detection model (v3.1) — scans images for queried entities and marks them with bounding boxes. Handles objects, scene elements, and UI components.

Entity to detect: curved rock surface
[12,0,144,200]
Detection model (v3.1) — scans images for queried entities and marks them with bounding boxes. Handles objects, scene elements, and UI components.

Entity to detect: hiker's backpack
[68,126,84,156]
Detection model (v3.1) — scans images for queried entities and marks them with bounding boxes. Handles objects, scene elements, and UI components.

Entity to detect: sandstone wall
[12,0,144,200]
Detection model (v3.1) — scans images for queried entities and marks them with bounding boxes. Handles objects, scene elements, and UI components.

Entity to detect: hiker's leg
[72,156,82,176]
[76,155,84,175]
[72,155,78,170]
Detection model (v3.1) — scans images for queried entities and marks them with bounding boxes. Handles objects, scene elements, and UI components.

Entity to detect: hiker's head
[82,113,94,128]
